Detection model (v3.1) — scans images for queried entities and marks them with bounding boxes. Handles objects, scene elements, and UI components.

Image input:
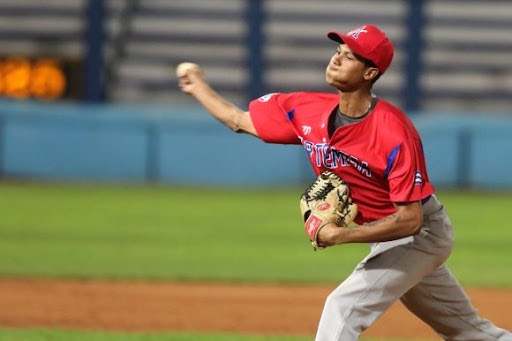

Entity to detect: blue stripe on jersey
[384,144,401,179]
[286,109,295,121]
[421,195,431,205]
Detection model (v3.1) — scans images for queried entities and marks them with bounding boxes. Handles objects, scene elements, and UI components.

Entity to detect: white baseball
[176,62,200,78]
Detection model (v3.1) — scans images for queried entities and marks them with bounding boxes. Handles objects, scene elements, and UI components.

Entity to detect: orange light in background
[30,59,66,100]
[3,57,31,99]
[0,61,4,95]
[0,57,67,100]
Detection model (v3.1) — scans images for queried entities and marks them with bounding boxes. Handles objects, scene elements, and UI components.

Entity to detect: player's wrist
[318,223,346,246]
[189,80,210,97]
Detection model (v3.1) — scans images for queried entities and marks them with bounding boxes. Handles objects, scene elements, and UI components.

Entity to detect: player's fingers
[185,68,203,83]
[178,77,190,85]
[178,69,203,86]
[178,79,188,90]
[178,79,194,94]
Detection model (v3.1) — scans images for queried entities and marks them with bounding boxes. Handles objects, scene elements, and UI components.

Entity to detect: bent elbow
[227,115,242,132]
[410,215,424,235]
[231,123,242,133]
[411,224,422,236]
[230,112,248,133]
[233,111,259,136]
[394,201,424,237]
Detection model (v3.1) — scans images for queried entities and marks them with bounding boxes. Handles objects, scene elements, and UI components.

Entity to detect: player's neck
[338,90,373,118]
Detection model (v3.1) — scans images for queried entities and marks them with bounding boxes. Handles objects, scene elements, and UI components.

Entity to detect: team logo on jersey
[258,93,278,102]
[302,125,312,135]
[302,140,372,177]
[414,170,423,185]
[348,26,368,39]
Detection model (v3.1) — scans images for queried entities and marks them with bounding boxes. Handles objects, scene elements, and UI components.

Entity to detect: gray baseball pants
[315,195,512,341]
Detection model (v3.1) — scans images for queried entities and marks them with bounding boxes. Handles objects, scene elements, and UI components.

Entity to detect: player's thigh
[327,241,445,312]
[400,265,511,340]
[316,240,454,340]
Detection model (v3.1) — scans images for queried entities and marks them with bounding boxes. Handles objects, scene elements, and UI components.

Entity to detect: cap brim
[327,31,346,44]
[327,31,366,60]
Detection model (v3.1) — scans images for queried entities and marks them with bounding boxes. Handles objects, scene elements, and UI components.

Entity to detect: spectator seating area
[0,0,510,111]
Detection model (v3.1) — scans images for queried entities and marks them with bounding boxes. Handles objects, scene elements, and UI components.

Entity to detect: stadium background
[0,1,511,341]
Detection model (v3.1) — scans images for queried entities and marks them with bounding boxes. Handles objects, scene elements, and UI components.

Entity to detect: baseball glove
[300,171,358,250]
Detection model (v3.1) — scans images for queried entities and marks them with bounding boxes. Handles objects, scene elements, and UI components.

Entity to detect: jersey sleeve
[387,137,434,203]
[249,93,301,144]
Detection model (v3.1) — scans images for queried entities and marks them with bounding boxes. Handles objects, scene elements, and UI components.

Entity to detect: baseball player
[178,24,512,341]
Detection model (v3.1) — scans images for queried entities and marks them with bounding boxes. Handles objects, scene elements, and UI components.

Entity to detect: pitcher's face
[326,44,376,92]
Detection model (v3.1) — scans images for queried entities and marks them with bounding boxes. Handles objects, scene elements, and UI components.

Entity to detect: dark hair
[354,53,381,85]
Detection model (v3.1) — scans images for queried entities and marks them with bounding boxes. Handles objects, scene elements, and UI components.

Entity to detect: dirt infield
[0,279,510,340]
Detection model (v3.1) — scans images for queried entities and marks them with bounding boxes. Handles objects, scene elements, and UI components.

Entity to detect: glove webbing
[302,182,335,202]
[303,172,340,199]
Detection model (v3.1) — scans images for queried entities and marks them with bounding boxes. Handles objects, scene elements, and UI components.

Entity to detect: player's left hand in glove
[300,171,358,250]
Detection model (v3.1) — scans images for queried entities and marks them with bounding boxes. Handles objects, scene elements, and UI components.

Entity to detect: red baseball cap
[327,25,394,75]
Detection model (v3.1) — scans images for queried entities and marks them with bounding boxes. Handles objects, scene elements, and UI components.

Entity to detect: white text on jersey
[303,141,372,177]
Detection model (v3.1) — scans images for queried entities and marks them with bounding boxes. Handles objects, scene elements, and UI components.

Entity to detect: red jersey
[249,92,434,224]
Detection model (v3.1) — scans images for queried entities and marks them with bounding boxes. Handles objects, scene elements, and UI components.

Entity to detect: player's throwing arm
[176,62,258,136]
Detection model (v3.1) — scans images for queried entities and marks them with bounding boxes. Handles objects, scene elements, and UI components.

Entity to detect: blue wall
[1,100,511,189]
[0,100,312,186]
[417,114,512,189]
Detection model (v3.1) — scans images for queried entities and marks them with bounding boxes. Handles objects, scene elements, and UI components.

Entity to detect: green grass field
[0,181,511,286]
[0,181,511,341]
[0,329,430,341]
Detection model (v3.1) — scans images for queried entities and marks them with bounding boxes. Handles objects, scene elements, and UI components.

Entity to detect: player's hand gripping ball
[176,62,203,95]
[176,62,201,78]
[300,171,358,250]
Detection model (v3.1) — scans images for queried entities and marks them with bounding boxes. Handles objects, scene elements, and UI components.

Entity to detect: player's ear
[364,67,379,82]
